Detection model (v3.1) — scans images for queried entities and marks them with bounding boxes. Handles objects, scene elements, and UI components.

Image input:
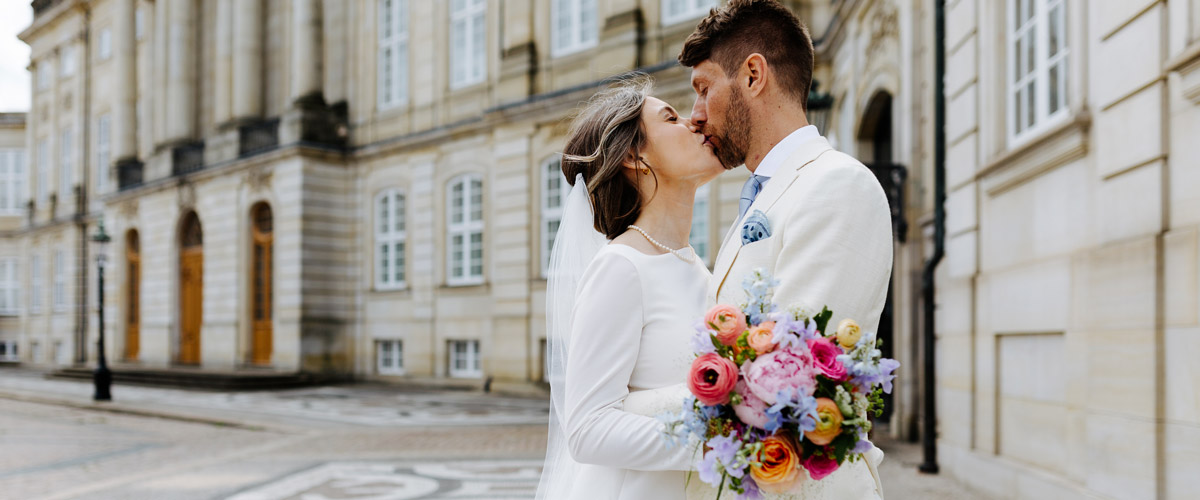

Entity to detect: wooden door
[250,204,273,365]
[124,231,140,360]
[178,214,203,365]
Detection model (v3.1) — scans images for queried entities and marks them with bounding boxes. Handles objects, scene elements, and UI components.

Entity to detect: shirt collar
[751,125,820,179]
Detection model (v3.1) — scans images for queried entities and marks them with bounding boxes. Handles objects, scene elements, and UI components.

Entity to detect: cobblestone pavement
[0,369,991,499]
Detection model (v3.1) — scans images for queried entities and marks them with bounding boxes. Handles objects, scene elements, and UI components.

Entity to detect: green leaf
[814,307,833,335]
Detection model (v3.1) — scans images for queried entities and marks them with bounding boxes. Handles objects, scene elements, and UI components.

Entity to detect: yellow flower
[835,319,862,350]
[750,433,804,493]
[803,398,843,446]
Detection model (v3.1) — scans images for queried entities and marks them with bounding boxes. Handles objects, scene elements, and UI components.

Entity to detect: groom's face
[688,61,750,170]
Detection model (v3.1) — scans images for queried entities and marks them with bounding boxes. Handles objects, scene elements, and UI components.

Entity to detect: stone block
[947,84,977,143]
[985,257,1071,333]
[1095,161,1163,244]
[1074,237,1158,331]
[938,386,974,448]
[946,0,978,57]
[936,276,974,335]
[1164,421,1200,500]
[1085,413,1157,500]
[947,133,978,190]
[946,35,977,97]
[1090,0,1159,41]
[1086,329,1156,419]
[1165,327,1200,425]
[1092,4,1163,108]
[946,183,977,235]
[1095,83,1165,178]
[981,159,1089,271]
[937,334,974,390]
[1164,227,1199,327]
[1169,97,1200,228]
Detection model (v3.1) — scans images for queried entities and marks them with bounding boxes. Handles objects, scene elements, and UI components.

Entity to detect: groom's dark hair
[678,0,815,110]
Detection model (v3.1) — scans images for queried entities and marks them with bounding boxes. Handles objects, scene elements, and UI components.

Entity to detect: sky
[0,5,32,112]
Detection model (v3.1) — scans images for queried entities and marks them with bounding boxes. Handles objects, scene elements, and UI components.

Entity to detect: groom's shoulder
[799,150,879,190]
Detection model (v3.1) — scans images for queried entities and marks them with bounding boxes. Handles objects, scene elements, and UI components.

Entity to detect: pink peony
[804,453,840,481]
[742,346,817,405]
[687,353,739,406]
[732,381,771,429]
[705,304,748,347]
[807,337,848,381]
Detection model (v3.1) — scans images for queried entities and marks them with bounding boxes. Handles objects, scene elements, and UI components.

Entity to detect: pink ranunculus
[705,304,748,347]
[687,353,739,406]
[732,381,771,429]
[742,346,817,405]
[807,337,848,381]
[804,453,840,481]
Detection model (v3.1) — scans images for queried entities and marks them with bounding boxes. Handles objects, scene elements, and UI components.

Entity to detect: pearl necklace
[627,225,696,263]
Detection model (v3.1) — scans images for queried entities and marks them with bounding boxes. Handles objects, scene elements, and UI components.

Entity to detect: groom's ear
[741,53,769,98]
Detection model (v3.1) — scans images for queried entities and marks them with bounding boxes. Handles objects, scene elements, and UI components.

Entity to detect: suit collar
[710,137,835,302]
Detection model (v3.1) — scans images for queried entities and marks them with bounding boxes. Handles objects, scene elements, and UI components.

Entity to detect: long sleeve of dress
[563,250,697,472]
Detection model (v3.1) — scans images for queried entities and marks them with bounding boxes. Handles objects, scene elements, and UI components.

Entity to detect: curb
[0,390,270,432]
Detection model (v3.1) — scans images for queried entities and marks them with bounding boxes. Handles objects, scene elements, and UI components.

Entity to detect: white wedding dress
[560,243,710,500]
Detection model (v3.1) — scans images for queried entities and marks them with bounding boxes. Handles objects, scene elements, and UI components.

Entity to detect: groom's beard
[714,88,752,170]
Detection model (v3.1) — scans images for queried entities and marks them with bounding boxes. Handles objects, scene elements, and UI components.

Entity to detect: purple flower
[708,434,740,466]
[852,439,874,454]
[690,321,719,355]
[738,477,764,500]
[697,450,721,486]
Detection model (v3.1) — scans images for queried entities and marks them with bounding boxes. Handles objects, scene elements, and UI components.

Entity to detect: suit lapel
[711,137,835,302]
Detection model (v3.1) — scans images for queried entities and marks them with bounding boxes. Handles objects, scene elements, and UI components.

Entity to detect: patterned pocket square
[741,210,771,244]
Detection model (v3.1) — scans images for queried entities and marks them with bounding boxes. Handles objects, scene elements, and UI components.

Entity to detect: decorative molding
[865,2,899,60]
[1168,42,1200,105]
[978,111,1090,197]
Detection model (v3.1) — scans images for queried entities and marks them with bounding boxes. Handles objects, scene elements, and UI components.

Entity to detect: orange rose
[803,398,843,446]
[747,321,777,354]
[705,304,748,346]
[750,433,804,493]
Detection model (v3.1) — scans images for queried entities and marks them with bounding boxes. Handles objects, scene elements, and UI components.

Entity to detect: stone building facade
[934,0,1200,499]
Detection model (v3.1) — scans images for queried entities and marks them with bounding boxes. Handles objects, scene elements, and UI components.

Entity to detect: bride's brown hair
[561,75,656,240]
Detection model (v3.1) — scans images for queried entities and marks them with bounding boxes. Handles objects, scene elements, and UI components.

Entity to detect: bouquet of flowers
[660,269,899,499]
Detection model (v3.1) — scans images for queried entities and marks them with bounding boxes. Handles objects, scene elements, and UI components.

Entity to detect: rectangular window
[52,250,66,311]
[136,8,144,40]
[447,175,484,286]
[552,0,597,57]
[662,0,717,26]
[690,183,711,265]
[36,140,48,202]
[98,28,113,60]
[0,259,18,315]
[375,189,407,290]
[60,128,73,199]
[378,0,409,109]
[37,63,52,90]
[0,149,27,214]
[1007,0,1069,144]
[541,157,566,276]
[0,341,17,362]
[54,340,67,365]
[448,339,481,378]
[30,341,40,363]
[97,114,111,192]
[377,340,404,374]
[450,0,486,89]
[60,45,76,77]
[30,255,42,313]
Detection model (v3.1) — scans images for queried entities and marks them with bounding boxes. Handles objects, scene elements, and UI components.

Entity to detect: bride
[535,75,724,500]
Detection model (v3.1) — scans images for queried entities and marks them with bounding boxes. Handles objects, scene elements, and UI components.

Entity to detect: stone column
[232,0,263,120]
[291,0,323,102]
[152,0,168,145]
[213,0,233,126]
[112,0,138,161]
[321,0,345,104]
[164,0,196,143]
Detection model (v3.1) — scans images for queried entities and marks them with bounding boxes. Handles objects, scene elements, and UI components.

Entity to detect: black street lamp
[92,220,112,402]
[807,79,835,135]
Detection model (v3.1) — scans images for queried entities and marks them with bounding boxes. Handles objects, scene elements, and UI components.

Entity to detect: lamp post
[92,220,112,402]
[807,79,835,135]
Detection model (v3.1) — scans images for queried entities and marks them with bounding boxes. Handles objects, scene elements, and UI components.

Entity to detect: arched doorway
[124,230,140,360]
[859,91,904,422]
[178,212,203,365]
[250,203,273,365]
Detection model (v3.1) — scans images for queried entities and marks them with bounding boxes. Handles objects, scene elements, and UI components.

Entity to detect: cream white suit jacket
[703,136,892,500]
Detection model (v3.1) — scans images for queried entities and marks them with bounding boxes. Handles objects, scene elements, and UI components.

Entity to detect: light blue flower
[697,450,721,486]
[690,320,718,355]
[852,439,874,454]
[738,477,764,500]
[741,210,772,244]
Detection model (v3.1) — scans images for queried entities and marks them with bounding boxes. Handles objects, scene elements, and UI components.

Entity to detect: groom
[680,0,892,498]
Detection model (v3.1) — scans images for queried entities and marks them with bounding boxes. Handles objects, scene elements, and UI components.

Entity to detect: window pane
[379,195,390,234]
[1048,4,1063,57]
[379,244,390,284]
[470,179,483,221]
[1048,64,1060,114]
[451,182,464,224]
[1024,82,1036,130]
[394,194,405,233]
[451,234,464,277]
[393,242,404,283]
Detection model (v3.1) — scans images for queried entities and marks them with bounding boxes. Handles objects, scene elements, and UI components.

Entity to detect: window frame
[98,28,113,61]
[1005,0,1070,147]
[661,0,717,26]
[448,339,482,378]
[60,45,76,78]
[449,0,487,89]
[551,0,598,58]
[0,340,17,362]
[376,339,405,375]
[59,127,73,200]
[36,139,48,203]
[446,174,485,286]
[52,249,66,312]
[374,188,407,291]
[540,156,567,277]
[689,183,711,266]
[30,254,42,314]
[378,0,410,110]
[0,149,27,215]
[0,258,19,316]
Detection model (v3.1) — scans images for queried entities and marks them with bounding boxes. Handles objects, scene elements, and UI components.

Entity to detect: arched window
[375,189,407,289]
[541,156,567,276]
[447,174,484,286]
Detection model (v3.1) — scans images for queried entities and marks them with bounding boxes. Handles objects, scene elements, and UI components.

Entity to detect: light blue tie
[738,174,768,221]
